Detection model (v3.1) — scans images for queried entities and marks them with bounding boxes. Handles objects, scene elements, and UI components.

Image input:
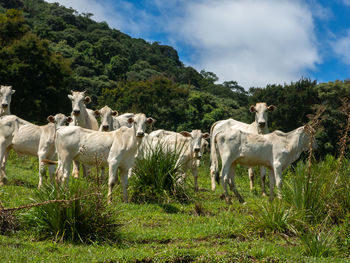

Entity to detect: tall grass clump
[299,227,338,257]
[130,140,190,203]
[22,180,119,243]
[249,199,303,236]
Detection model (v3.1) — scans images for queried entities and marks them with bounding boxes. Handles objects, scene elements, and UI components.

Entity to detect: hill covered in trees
[0,0,350,158]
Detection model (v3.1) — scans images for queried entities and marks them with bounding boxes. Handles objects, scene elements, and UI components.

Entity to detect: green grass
[1,152,350,262]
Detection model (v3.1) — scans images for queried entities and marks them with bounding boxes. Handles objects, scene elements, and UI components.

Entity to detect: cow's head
[250,102,276,131]
[68,91,91,116]
[130,113,156,138]
[0,85,15,110]
[179,130,210,159]
[47,113,73,127]
[301,125,318,151]
[94,105,118,132]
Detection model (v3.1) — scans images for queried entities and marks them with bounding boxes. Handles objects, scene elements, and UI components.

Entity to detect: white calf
[0,85,15,116]
[210,102,276,193]
[0,114,71,187]
[55,113,155,202]
[213,126,314,203]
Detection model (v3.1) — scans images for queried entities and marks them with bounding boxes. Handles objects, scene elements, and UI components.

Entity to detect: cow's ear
[112,110,118,116]
[47,115,55,123]
[268,105,277,112]
[180,131,191,137]
[68,94,73,100]
[250,105,256,112]
[11,89,15,95]
[84,96,91,104]
[202,133,210,139]
[127,117,134,124]
[66,116,73,123]
[147,117,155,124]
[93,110,100,116]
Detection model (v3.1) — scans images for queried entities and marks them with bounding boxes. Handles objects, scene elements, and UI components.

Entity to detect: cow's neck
[284,129,305,167]
[0,106,10,116]
[75,107,90,128]
[251,121,268,134]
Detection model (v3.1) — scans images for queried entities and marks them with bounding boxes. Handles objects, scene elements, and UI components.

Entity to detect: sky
[46,0,350,89]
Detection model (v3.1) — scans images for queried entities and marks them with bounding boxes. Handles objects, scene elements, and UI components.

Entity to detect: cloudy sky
[46,0,350,89]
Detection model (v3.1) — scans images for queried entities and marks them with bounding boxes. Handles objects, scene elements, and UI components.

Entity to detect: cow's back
[12,124,41,156]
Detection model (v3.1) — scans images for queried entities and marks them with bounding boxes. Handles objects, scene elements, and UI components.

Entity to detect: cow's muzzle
[258,122,266,128]
[137,132,145,138]
[73,110,80,116]
[102,125,109,131]
[1,104,8,109]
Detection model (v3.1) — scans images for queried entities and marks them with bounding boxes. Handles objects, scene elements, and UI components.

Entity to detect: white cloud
[343,0,350,6]
[45,0,320,88]
[167,0,320,88]
[332,29,350,65]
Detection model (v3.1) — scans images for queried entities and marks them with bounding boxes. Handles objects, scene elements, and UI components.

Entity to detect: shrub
[249,199,303,236]
[299,228,337,257]
[130,140,190,203]
[22,180,119,243]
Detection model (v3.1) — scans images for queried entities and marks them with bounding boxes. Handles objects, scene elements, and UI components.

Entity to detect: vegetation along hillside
[0,0,350,158]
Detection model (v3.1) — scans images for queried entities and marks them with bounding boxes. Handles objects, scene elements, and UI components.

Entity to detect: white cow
[93,105,118,132]
[149,129,209,191]
[0,85,15,116]
[113,113,135,130]
[68,90,99,177]
[212,126,314,203]
[210,102,276,194]
[54,113,155,202]
[0,114,72,187]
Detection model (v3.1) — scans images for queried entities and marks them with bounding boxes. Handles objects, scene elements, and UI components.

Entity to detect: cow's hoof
[0,178,7,186]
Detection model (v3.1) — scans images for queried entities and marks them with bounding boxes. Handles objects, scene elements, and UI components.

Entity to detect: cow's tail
[42,159,58,165]
[210,122,221,185]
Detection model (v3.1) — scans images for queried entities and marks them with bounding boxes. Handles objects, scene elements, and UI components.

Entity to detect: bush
[249,199,303,236]
[22,180,119,243]
[299,228,337,257]
[130,140,190,203]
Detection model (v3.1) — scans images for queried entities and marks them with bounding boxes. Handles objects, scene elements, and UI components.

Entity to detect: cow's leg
[248,168,254,191]
[107,158,120,204]
[220,158,235,204]
[228,165,245,203]
[274,164,283,199]
[0,143,9,186]
[120,168,129,203]
[72,161,79,178]
[268,169,276,201]
[192,166,199,191]
[210,170,216,191]
[260,166,267,196]
[38,158,47,189]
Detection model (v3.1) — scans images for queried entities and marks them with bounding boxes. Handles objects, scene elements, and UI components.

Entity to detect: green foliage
[249,200,302,235]
[22,181,119,243]
[130,140,190,203]
[299,228,338,257]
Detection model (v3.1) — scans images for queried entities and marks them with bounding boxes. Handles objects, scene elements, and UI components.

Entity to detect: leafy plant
[299,228,337,257]
[22,180,119,243]
[130,140,190,203]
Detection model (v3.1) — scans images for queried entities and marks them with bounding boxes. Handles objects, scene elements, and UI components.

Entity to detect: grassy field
[1,152,350,263]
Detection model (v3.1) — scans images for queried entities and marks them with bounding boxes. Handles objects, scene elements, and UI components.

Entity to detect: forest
[0,0,350,159]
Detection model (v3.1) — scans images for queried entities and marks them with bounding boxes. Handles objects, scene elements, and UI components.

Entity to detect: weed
[130,140,190,203]
[21,180,119,243]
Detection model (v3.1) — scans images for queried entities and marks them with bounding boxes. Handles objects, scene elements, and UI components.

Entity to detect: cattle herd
[0,86,315,204]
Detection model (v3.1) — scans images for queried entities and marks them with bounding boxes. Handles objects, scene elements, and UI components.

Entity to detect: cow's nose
[102,125,109,131]
[194,148,200,153]
[73,110,80,115]
[258,122,265,127]
[137,131,145,138]
[2,104,8,108]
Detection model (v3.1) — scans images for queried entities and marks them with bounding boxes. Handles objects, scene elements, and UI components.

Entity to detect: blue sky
[46,0,350,89]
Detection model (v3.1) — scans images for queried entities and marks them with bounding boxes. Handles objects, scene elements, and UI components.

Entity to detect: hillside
[1,0,350,157]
